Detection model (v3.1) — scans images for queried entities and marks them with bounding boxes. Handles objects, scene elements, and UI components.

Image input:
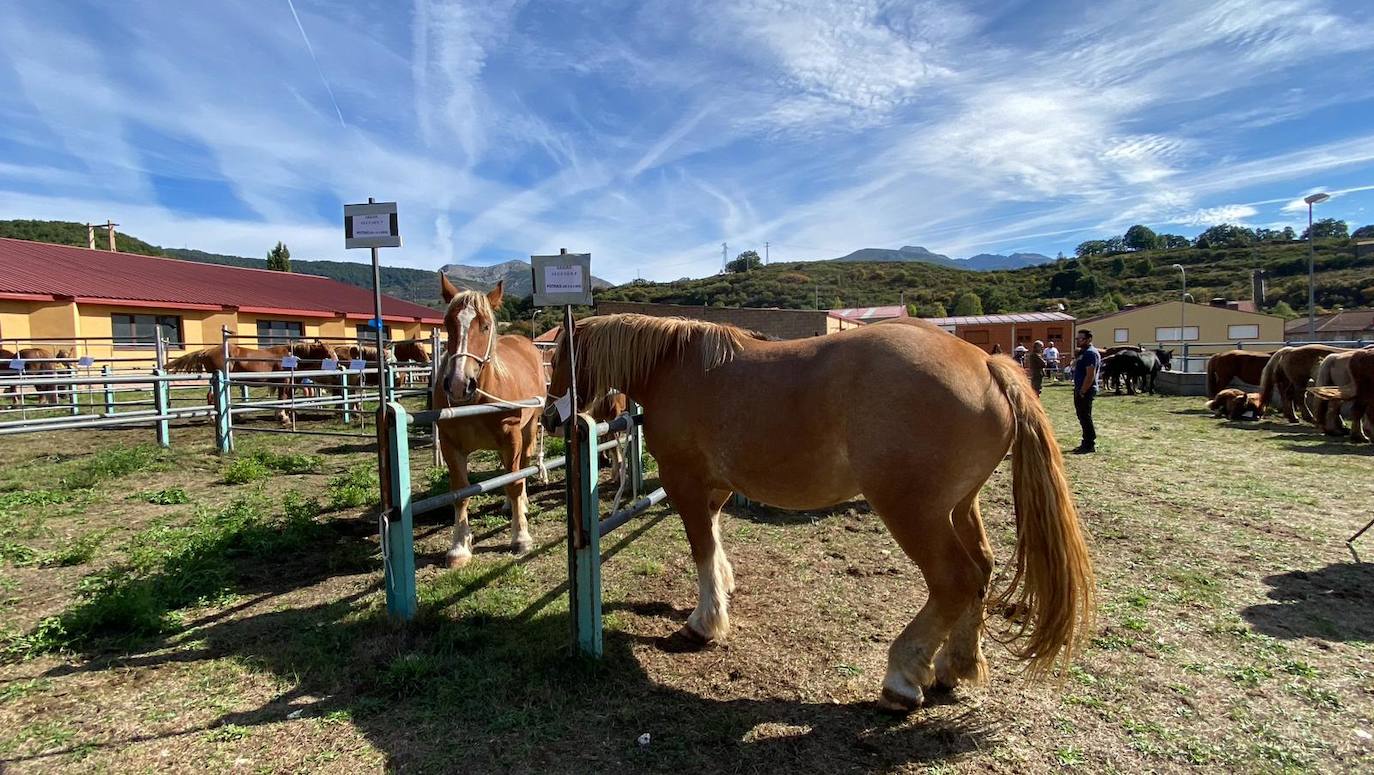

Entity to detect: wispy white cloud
[1169,204,1260,227]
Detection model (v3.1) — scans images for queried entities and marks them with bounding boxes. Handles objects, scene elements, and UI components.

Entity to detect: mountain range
[439,260,613,298]
[830,245,1051,271]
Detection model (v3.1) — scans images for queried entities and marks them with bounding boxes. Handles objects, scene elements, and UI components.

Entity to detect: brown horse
[543,314,1094,711]
[167,343,299,424]
[587,389,630,485]
[1258,345,1344,422]
[1206,388,1261,421]
[333,344,393,386]
[1310,348,1374,436]
[1309,349,1374,442]
[0,347,16,404]
[433,277,546,566]
[15,348,75,405]
[1206,350,1270,398]
[393,340,430,385]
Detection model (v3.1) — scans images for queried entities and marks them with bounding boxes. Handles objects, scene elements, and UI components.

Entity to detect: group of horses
[0,346,76,405]
[1205,344,1374,439]
[167,339,429,425]
[1098,345,1174,395]
[432,274,1092,714]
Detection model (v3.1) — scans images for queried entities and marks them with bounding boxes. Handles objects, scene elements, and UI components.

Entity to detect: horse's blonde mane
[446,289,509,380]
[573,314,753,397]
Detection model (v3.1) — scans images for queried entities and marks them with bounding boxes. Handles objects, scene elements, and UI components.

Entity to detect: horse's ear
[439,271,459,303]
[486,280,504,310]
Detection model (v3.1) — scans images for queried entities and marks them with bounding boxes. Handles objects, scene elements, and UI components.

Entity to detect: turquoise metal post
[383,402,417,620]
[102,365,114,414]
[153,370,170,448]
[212,370,232,454]
[627,399,644,499]
[572,413,602,656]
[340,372,351,425]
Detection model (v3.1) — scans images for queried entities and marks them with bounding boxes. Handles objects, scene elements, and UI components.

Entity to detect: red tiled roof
[1284,309,1374,334]
[0,238,442,323]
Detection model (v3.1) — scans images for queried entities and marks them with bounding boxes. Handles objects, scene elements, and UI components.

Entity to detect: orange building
[925,311,1076,354]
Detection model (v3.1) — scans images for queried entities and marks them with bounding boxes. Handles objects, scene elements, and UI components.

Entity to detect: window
[256,320,303,346]
[1047,327,1065,342]
[1154,326,1200,342]
[1227,324,1260,340]
[1016,331,1033,345]
[1114,328,1129,343]
[112,314,183,348]
[355,324,392,346]
[963,329,989,344]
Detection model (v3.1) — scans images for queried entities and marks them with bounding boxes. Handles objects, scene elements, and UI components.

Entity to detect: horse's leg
[871,496,985,712]
[500,428,534,555]
[661,476,734,643]
[441,446,475,568]
[933,490,993,692]
[1350,399,1370,442]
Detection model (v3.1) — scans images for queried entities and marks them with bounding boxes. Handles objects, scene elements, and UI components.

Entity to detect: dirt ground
[1,383,1372,773]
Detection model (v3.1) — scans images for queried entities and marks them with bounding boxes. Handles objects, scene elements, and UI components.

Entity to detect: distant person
[1013,342,1028,364]
[990,343,1004,355]
[1072,329,1101,454]
[1027,340,1047,395]
[1045,340,1060,381]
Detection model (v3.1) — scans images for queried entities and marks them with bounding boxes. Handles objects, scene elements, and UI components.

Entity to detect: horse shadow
[1240,562,1374,642]
[15,509,994,773]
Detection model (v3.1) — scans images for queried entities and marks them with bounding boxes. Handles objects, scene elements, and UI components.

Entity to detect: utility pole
[103,220,119,252]
[765,241,770,266]
[86,223,95,250]
[722,242,728,273]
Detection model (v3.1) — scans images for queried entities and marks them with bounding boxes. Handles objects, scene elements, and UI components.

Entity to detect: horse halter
[445,306,497,397]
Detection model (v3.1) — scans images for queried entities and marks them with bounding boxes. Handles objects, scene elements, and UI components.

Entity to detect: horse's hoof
[510,538,534,556]
[876,686,924,714]
[445,549,472,569]
[658,624,714,653]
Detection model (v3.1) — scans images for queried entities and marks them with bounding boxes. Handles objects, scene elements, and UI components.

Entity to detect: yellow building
[1077,299,1284,370]
[0,237,442,367]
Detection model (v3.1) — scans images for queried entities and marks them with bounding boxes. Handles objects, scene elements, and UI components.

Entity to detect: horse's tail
[166,347,218,373]
[1257,348,1286,413]
[1206,355,1221,398]
[985,356,1095,677]
[1307,385,1353,401]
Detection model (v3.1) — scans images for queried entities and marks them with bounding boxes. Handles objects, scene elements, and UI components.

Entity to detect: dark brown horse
[1206,350,1270,398]
[544,314,1094,711]
[393,340,430,385]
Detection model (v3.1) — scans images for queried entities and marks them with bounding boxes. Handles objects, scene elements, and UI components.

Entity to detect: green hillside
[597,240,1374,319]
[0,219,163,256]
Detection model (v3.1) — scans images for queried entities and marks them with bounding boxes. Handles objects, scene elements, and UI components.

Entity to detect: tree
[1103,236,1127,254]
[266,241,291,272]
[1301,218,1349,241]
[1353,224,1374,240]
[1108,255,1127,276]
[1194,224,1256,249]
[1123,224,1158,251]
[1075,273,1101,297]
[1159,234,1191,249]
[953,292,983,316]
[1075,240,1109,258]
[919,303,947,318]
[726,250,762,272]
[1131,256,1155,277]
[1271,300,1297,318]
[1100,294,1119,313]
[1281,226,1297,241]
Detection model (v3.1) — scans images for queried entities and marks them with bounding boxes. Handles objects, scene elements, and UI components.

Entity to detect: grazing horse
[1207,350,1270,398]
[543,314,1094,711]
[167,344,296,425]
[433,277,546,566]
[1258,345,1344,422]
[1206,388,1262,421]
[1153,348,1174,372]
[16,348,75,405]
[1310,348,1374,436]
[1309,349,1374,443]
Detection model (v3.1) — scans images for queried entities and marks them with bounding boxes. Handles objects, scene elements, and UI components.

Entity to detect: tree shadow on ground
[1241,562,1374,642]
[14,506,994,773]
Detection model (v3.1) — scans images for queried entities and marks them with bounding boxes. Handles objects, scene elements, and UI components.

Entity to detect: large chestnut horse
[543,314,1094,712]
[1309,349,1374,442]
[433,276,545,566]
[1206,350,1270,398]
[1311,347,1374,436]
[1258,345,1345,422]
[168,342,329,425]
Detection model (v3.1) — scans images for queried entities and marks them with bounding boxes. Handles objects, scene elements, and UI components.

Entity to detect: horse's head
[438,273,503,404]
[541,323,591,433]
[1155,348,1174,371]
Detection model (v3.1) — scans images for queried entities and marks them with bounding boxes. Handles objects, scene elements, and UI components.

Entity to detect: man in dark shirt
[1071,329,1101,454]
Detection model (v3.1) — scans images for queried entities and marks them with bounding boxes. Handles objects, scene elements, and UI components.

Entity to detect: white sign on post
[531,252,593,307]
[343,201,401,249]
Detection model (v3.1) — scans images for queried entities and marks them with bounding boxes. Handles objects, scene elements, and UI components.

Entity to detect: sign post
[532,249,594,651]
[346,199,403,609]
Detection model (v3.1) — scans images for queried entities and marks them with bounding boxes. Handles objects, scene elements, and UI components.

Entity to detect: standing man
[1044,340,1060,382]
[1028,340,1047,396]
[1072,329,1101,454]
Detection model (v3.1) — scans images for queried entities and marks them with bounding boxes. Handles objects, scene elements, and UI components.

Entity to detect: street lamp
[1172,263,1187,363]
[1304,192,1330,338]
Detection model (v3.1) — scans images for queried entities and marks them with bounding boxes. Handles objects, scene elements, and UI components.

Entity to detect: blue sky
[2,1,1374,285]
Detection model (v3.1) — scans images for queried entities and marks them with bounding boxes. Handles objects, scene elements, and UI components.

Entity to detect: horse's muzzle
[540,402,560,433]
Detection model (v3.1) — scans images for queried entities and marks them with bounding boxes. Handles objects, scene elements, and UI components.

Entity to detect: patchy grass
[133,486,191,505]
[222,449,323,484]
[0,388,1372,773]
